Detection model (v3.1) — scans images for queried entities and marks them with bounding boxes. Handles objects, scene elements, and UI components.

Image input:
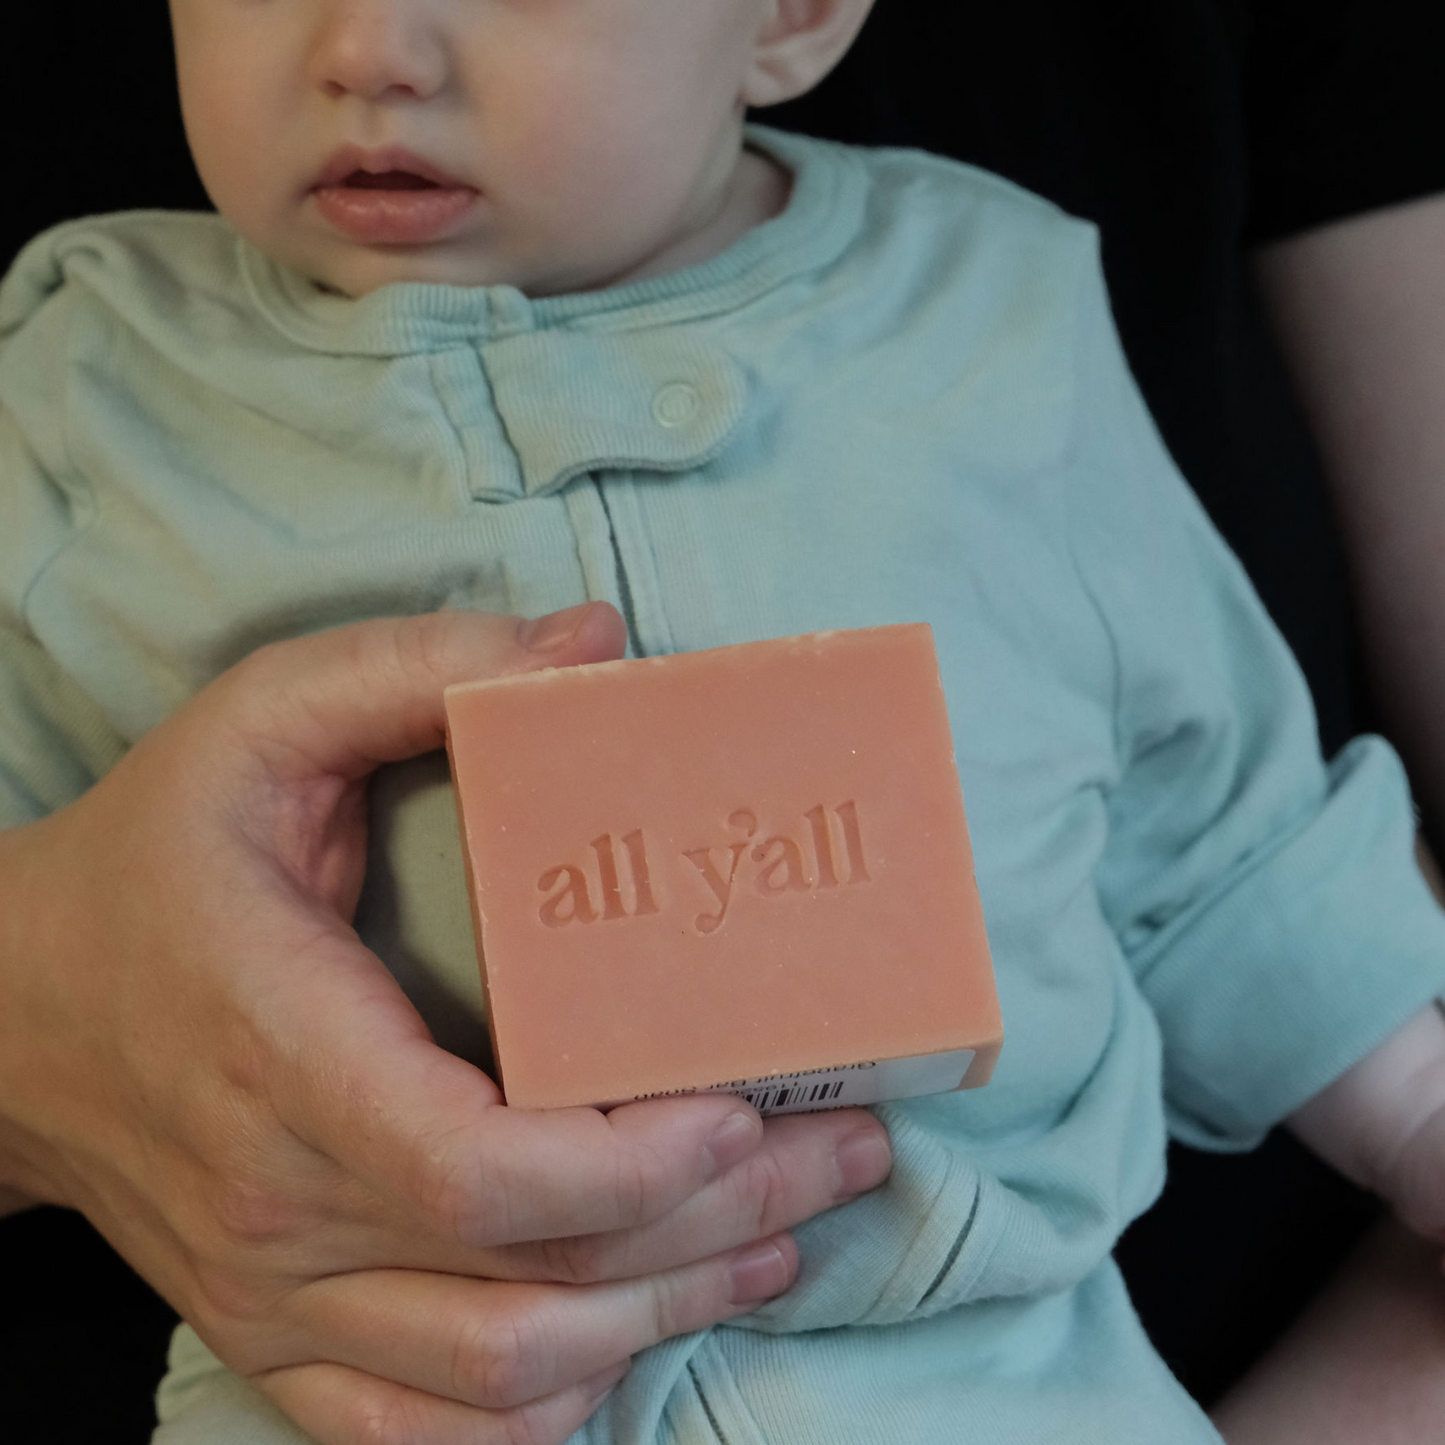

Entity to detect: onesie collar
[240,126,868,359]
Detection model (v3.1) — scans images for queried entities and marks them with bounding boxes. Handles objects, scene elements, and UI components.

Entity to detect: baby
[6,0,1445,1443]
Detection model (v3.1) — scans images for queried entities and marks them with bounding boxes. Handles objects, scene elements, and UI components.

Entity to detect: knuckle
[358,612,459,701]
[411,1141,495,1249]
[213,1020,272,1099]
[351,1392,422,1445]
[410,608,468,679]
[370,618,412,692]
[531,1231,607,1286]
[601,1144,654,1230]
[501,1398,575,1445]
[645,1266,699,1342]
[188,1257,273,1330]
[732,1149,794,1238]
[451,1307,546,1408]
[210,1171,304,1248]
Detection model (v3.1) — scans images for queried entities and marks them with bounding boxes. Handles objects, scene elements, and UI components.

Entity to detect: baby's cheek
[509,99,628,204]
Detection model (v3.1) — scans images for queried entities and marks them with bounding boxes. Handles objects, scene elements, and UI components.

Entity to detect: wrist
[1288,1003,1445,1199]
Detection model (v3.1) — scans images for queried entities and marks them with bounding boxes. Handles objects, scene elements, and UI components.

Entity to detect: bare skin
[0,603,891,1445]
[1254,194,1445,834]
[1211,1217,1445,1445]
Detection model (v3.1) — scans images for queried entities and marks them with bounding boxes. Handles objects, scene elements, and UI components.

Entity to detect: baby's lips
[313,142,472,191]
[310,182,478,244]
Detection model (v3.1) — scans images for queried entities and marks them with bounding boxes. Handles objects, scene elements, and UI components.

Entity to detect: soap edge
[440,622,936,700]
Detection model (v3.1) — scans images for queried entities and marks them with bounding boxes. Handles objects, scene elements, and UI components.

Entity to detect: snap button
[651,381,702,429]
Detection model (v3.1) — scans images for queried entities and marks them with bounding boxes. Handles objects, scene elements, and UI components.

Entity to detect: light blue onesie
[4,126,1445,1444]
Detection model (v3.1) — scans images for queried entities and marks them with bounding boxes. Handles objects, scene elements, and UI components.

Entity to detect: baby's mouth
[311,146,479,243]
[341,170,440,191]
[313,168,478,244]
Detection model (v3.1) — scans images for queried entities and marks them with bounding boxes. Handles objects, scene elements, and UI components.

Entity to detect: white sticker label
[619,1049,976,1116]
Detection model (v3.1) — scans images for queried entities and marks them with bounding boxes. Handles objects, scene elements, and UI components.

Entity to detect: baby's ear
[742,0,875,108]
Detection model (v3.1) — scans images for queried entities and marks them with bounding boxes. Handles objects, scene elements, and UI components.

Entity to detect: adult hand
[0,604,892,1445]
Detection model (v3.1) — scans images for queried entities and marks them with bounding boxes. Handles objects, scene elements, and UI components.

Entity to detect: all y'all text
[536,803,871,933]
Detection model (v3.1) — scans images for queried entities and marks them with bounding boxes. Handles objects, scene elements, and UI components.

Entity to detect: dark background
[6,0,1444,1439]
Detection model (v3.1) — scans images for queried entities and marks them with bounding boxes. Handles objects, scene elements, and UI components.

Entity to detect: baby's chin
[301,247,521,298]
[262,215,711,299]
[266,227,631,299]
[235,220,512,297]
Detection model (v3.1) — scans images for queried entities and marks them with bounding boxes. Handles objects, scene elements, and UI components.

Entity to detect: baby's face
[169,0,781,298]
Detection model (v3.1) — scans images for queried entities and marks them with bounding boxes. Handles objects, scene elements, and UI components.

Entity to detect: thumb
[210,603,627,783]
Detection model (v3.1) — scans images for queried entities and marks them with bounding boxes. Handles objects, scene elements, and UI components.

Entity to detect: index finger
[214,603,629,784]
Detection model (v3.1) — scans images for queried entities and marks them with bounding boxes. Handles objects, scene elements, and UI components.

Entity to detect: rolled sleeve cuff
[1135,736,1445,1151]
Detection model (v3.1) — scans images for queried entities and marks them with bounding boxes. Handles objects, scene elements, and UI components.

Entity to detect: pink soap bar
[444,624,1001,1113]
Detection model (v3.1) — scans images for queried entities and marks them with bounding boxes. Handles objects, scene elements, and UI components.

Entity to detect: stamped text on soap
[536,803,871,932]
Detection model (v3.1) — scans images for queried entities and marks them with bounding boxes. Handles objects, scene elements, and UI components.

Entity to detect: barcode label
[607,1050,977,1115]
[686,1048,976,1116]
[737,1079,846,1113]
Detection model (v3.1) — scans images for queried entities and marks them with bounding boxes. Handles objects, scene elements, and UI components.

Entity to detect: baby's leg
[151,1325,314,1445]
[1210,1217,1445,1444]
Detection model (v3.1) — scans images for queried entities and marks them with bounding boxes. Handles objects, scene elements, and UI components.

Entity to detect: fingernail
[704,1110,762,1177]
[728,1239,792,1304]
[518,603,593,653]
[581,1358,630,1404]
[833,1128,892,1200]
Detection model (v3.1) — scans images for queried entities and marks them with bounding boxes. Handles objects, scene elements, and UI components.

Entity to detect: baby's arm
[1210,997,1445,1444]
[1289,1001,1445,1246]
